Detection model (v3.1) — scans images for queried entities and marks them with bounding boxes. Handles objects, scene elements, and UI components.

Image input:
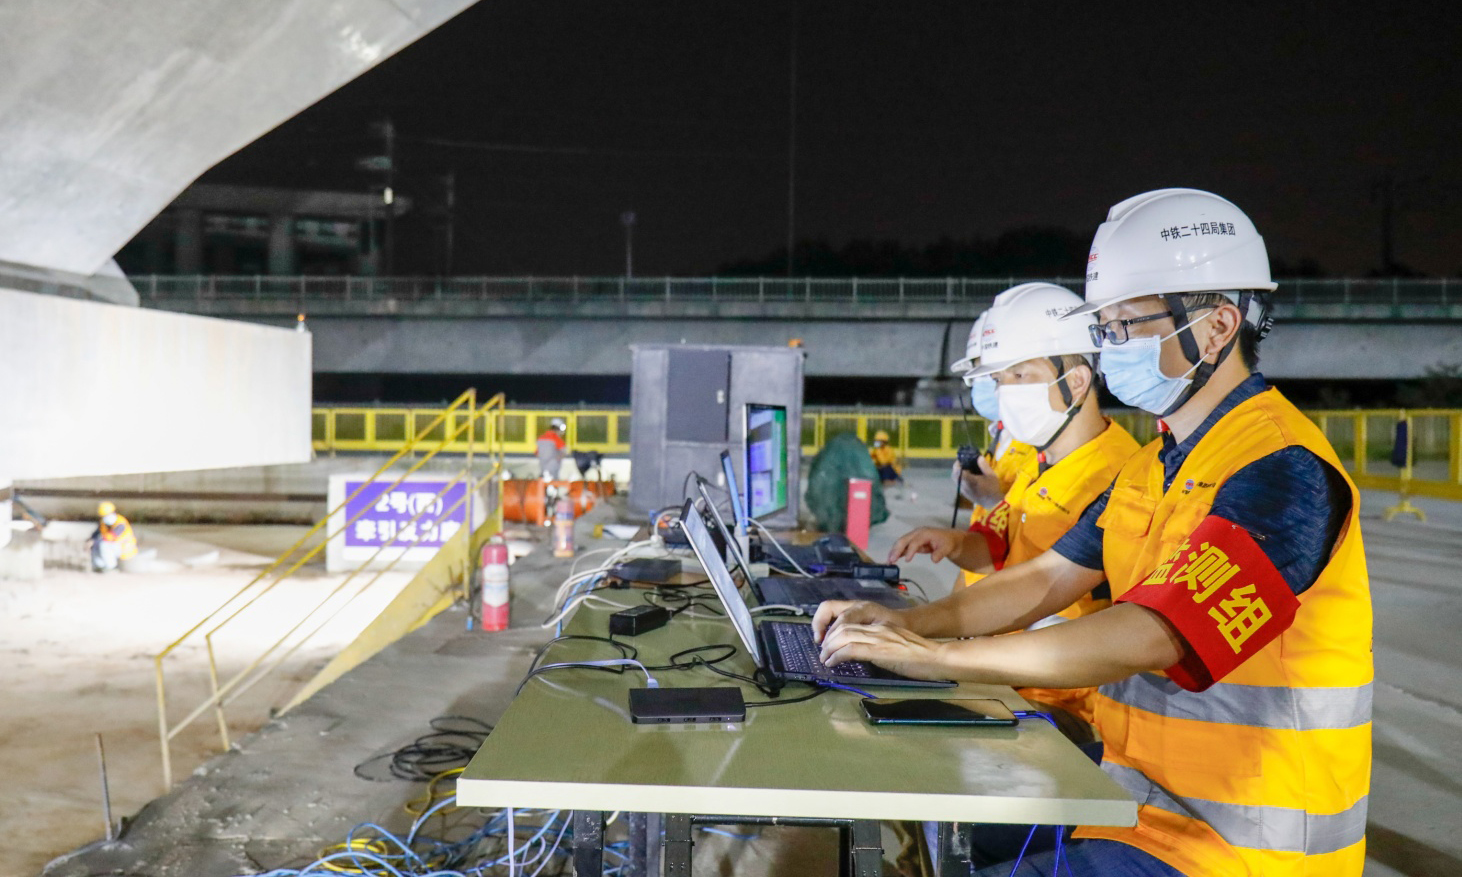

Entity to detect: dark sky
[202,1,1462,278]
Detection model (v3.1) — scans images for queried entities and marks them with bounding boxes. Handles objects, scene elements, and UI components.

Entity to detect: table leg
[572,810,605,877]
[663,813,694,875]
[936,821,975,877]
[848,819,884,877]
[627,812,647,877]
[625,812,663,877]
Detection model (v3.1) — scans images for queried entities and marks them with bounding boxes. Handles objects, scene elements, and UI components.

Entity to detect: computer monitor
[719,450,747,531]
[744,403,789,520]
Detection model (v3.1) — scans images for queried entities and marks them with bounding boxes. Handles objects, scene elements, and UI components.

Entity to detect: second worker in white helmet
[885,282,1140,725]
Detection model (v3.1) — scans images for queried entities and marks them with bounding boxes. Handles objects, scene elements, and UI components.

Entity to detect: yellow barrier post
[1384,410,1426,522]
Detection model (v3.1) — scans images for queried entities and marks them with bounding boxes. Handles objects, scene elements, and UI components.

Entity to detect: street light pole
[621,211,636,278]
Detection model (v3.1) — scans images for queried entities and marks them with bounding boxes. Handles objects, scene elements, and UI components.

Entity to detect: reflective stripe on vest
[1101,672,1372,731]
[1103,762,1368,856]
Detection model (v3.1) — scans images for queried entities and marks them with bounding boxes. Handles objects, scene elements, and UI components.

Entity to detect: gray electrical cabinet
[628,344,804,529]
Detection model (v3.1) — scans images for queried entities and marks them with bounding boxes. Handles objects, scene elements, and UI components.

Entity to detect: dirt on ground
[0,524,409,877]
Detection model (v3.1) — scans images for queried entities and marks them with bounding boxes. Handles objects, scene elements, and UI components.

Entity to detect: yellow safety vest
[1076,388,1371,876]
[958,435,1037,588]
[869,444,899,469]
[101,514,139,560]
[975,420,1140,720]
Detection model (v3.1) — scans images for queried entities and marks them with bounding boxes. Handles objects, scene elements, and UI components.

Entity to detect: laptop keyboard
[769,622,873,679]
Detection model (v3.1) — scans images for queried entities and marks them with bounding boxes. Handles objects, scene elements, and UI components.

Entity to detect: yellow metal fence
[313,405,1462,502]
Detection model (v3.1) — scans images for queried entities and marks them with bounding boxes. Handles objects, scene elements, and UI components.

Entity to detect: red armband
[966,500,1011,569]
[1118,515,1299,691]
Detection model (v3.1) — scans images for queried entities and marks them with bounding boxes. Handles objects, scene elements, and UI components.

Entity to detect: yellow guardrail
[156,390,505,790]
[314,404,1462,502]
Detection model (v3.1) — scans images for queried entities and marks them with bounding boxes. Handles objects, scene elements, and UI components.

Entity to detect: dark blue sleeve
[1051,484,1111,571]
[1209,447,1350,596]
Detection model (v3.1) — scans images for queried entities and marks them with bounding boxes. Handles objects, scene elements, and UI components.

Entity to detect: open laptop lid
[719,450,747,531]
[694,478,754,586]
[678,498,764,668]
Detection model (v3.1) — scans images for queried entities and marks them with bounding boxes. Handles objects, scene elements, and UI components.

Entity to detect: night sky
[201,1,1462,278]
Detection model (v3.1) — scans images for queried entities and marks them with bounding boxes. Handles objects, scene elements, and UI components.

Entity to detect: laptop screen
[694,479,754,586]
[678,499,763,667]
[719,450,747,530]
[745,403,789,519]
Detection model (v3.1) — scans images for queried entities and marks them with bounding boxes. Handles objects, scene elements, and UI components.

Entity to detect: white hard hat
[1071,188,1277,318]
[968,283,1099,377]
[948,312,987,375]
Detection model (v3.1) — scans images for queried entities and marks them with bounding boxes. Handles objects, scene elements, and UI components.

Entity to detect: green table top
[459,592,1137,826]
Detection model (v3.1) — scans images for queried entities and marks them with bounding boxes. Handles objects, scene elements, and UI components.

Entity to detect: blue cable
[1005,823,1039,877]
[1012,710,1060,730]
[816,680,875,698]
[698,827,761,840]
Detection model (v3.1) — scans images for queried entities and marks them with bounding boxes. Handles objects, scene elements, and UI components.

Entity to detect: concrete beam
[0,0,477,276]
[292,315,1461,380]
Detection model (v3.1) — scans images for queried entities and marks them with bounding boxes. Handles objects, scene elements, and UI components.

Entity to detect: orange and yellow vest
[869,444,899,470]
[100,514,139,560]
[958,434,1036,588]
[967,420,1140,719]
[1076,388,1371,876]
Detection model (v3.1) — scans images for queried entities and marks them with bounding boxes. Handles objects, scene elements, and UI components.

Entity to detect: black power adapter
[609,604,671,637]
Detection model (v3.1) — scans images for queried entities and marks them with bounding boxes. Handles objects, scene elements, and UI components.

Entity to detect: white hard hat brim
[1066,280,1278,318]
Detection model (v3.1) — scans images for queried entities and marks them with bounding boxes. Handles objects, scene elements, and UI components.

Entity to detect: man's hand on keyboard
[818,621,945,680]
[810,599,904,645]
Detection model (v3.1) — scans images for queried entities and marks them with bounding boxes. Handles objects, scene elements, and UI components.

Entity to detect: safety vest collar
[1103,762,1368,856]
[1100,672,1372,731]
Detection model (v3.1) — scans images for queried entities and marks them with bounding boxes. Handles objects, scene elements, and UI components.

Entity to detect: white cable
[748,518,814,576]
[507,807,517,877]
[529,658,660,689]
[540,593,634,629]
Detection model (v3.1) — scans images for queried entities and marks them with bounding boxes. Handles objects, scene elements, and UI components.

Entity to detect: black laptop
[680,498,953,689]
[693,480,913,613]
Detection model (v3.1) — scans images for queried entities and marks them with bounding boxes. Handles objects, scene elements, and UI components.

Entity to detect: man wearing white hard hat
[949,310,1037,526]
[815,189,1369,876]
[900,282,1140,725]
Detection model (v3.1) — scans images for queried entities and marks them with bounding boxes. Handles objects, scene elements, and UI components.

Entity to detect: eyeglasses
[1089,312,1171,346]
[1089,306,1215,346]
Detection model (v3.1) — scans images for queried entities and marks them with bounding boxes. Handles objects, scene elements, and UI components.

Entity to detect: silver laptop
[679,498,952,689]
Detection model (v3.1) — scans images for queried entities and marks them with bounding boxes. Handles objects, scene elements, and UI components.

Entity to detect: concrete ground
[21,464,1462,876]
[3,525,410,877]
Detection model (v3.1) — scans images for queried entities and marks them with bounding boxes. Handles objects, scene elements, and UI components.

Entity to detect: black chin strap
[1034,359,1087,469]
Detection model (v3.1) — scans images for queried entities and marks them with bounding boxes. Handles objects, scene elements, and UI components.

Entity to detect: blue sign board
[343,481,467,548]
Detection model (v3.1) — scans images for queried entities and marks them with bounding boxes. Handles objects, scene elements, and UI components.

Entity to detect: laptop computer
[679,498,952,689]
[693,479,912,613]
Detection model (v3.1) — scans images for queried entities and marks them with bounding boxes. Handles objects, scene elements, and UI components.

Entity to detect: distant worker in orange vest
[816,188,1370,876]
[536,418,568,480]
[90,501,138,572]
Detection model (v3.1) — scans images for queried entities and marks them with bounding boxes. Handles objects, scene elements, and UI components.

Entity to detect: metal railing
[137,274,1462,315]
[154,390,505,789]
[312,404,1462,502]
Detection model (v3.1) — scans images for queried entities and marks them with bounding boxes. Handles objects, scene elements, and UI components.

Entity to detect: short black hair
[1179,292,1260,369]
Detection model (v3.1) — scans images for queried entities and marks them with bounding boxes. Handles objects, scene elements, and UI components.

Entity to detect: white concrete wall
[1,289,311,482]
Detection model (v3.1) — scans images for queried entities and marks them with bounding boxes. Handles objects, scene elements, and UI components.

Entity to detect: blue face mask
[969,375,1001,422]
[1098,314,1211,415]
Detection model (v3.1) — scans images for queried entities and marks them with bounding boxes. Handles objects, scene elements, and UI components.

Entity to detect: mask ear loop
[1033,358,1090,471]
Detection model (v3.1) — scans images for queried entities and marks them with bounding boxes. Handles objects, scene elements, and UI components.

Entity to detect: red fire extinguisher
[479,539,510,632]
